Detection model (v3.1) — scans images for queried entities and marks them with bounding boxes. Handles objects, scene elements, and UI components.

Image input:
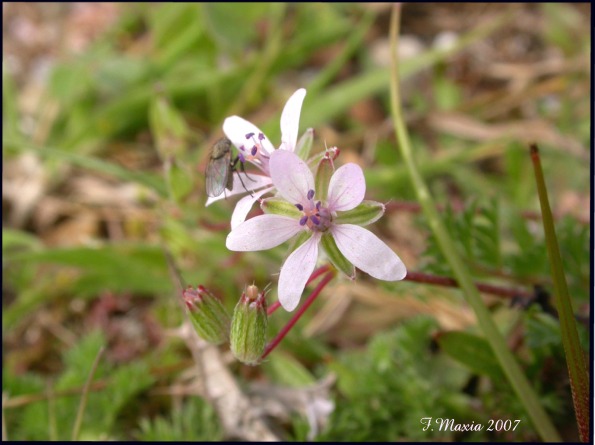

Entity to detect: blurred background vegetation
[2,3,590,441]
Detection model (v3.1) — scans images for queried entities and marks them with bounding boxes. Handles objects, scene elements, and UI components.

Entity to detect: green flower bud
[230,285,268,366]
[183,286,230,345]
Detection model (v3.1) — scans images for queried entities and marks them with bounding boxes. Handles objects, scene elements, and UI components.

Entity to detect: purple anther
[307,189,315,200]
[251,145,258,156]
[238,152,246,163]
[239,145,246,151]
[245,132,255,139]
[310,215,320,225]
[258,133,265,141]
[295,203,304,211]
[316,201,321,211]
[299,215,308,226]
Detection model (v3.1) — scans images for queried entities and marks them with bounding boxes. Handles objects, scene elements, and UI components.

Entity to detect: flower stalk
[261,269,335,361]
[389,4,560,441]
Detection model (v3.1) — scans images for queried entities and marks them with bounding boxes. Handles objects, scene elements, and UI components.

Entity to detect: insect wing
[206,139,232,197]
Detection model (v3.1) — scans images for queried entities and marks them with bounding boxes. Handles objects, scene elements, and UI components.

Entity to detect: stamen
[245,132,255,139]
[295,203,304,211]
[307,189,315,200]
[299,215,308,226]
[238,152,246,163]
[310,215,320,225]
[251,145,258,156]
[316,201,321,211]
[239,145,246,151]
[258,133,265,141]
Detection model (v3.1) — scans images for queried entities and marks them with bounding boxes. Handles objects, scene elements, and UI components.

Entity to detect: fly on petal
[206,138,233,197]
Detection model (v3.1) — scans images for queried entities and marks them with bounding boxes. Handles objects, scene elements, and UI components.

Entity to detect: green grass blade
[530,144,590,442]
[388,5,560,442]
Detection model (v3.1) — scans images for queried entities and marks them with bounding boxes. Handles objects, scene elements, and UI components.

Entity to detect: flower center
[295,189,332,232]
[238,132,270,174]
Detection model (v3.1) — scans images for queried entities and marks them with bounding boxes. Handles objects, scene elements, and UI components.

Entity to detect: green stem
[71,345,105,441]
[530,144,589,442]
[389,5,560,442]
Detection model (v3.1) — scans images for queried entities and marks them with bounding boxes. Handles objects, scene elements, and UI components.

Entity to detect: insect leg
[230,156,254,197]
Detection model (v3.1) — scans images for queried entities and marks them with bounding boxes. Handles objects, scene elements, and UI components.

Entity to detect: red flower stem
[267,301,281,316]
[261,270,335,360]
[306,264,332,286]
[404,271,533,300]
[267,264,331,316]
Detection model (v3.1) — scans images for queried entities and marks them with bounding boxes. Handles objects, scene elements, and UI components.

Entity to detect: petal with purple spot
[223,116,275,155]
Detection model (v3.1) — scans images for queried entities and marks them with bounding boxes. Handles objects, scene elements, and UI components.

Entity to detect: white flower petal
[331,224,406,281]
[230,186,274,229]
[269,150,314,204]
[279,88,306,152]
[205,174,273,206]
[223,116,275,155]
[327,163,366,212]
[226,214,303,251]
[278,233,321,311]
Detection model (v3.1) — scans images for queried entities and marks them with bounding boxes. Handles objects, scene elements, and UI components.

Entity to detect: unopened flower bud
[183,285,230,345]
[230,285,268,365]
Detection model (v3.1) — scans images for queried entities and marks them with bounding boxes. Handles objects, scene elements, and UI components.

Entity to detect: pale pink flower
[206,88,308,229]
[226,150,407,311]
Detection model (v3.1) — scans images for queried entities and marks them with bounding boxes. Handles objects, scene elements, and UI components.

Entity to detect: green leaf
[2,228,42,252]
[437,331,504,381]
[263,352,317,387]
[149,96,190,159]
[202,3,271,53]
[8,244,172,298]
[4,142,167,197]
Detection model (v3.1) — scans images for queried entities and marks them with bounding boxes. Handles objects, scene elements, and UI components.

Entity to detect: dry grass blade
[427,111,588,160]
